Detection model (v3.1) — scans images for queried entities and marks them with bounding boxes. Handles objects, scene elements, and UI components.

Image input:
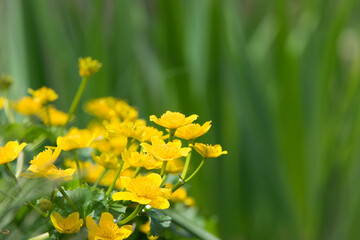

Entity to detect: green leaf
[53,187,107,219]
[162,209,220,240]
[148,209,172,237]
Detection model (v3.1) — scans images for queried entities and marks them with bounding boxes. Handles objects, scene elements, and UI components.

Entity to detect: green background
[1,0,360,239]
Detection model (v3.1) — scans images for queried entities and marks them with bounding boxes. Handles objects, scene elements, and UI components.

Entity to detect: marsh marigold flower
[0,141,27,165]
[0,97,3,109]
[112,173,172,209]
[193,143,228,159]
[28,86,58,104]
[122,150,162,170]
[139,221,158,240]
[86,212,132,240]
[15,96,42,115]
[57,128,95,151]
[91,135,128,156]
[91,152,120,169]
[50,212,83,234]
[150,111,198,129]
[38,107,69,126]
[23,148,75,181]
[79,57,102,77]
[141,137,191,162]
[175,121,212,140]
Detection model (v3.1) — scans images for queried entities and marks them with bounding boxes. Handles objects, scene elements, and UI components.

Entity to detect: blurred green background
[1,0,360,239]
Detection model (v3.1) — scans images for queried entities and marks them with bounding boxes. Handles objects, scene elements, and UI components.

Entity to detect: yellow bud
[38,199,53,211]
[0,75,13,90]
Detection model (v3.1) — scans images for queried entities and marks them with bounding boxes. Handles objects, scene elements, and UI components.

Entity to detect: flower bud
[0,75,13,91]
[38,199,53,211]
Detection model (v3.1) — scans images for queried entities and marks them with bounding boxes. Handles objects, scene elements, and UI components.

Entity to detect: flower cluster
[0,57,227,240]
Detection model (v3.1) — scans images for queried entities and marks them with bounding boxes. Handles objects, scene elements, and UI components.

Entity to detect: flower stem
[92,169,108,189]
[106,160,124,197]
[45,103,51,127]
[118,204,143,225]
[4,163,18,183]
[180,140,194,180]
[160,161,168,177]
[72,150,82,186]
[67,77,88,124]
[172,158,206,193]
[133,167,142,178]
[3,96,15,123]
[169,129,175,142]
[57,186,78,212]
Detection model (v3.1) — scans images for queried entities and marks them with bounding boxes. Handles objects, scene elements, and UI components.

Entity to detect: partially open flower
[175,121,212,140]
[122,150,162,170]
[0,141,27,165]
[193,143,228,159]
[150,111,198,129]
[28,86,58,104]
[38,107,69,126]
[51,212,83,234]
[92,151,120,169]
[79,57,102,77]
[86,212,132,240]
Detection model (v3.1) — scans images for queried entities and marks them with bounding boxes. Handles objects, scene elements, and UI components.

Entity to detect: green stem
[67,77,89,124]
[169,129,175,142]
[4,163,18,183]
[172,158,206,193]
[72,150,82,186]
[45,103,51,126]
[3,96,15,123]
[118,204,143,225]
[57,186,78,212]
[185,158,206,182]
[180,140,194,180]
[133,167,142,178]
[160,161,168,177]
[93,169,108,189]
[106,160,124,197]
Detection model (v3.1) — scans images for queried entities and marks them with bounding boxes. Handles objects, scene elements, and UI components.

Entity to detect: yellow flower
[149,111,198,129]
[85,97,118,120]
[57,128,95,151]
[38,107,69,126]
[14,96,42,115]
[28,86,58,104]
[92,152,120,169]
[86,212,132,240]
[23,148,75,181]
[165,184,187,202]
[114,100,139,121]
[0,141,27,165]
[165,158,184,174]
[122,150,162,170]
[112,173,172,209]
[0,97,3,109]
[184,197,196,207]
[92,135,128,156]
[106,119,146,139]
[50,212,83,234]
[136,126,165,142]
[193,143,228,158]
[139,221,158,240]
[79,57,102,77]
[141,137,191,162]
[175,121,211,140]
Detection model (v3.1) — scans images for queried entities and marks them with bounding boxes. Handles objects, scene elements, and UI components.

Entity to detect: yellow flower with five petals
[175,121,211,140]
[112,173,172,209]
[50,212,83,234]
[141,137,191,162]
[86,212,132,240]
[150,111,198,129]
[193,143,228,158]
